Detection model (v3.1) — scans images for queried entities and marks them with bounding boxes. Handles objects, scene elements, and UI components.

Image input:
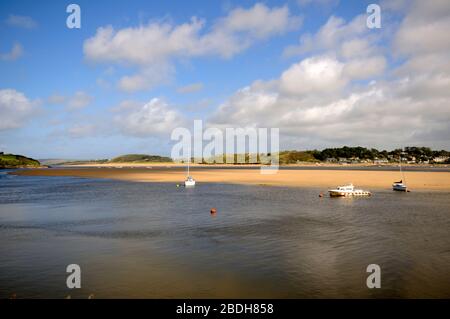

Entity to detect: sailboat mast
[400,152,406,183]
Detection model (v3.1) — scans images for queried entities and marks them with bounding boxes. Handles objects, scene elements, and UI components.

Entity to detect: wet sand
[11,167,450,191]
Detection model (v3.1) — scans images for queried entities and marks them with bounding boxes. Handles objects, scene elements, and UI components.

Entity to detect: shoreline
[57,161,450,168]
[11,167,450,191]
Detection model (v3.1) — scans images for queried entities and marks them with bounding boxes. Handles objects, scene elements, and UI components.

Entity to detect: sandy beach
[11,167,450,191]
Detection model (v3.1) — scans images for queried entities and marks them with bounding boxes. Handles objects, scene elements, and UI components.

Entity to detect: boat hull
[328,190,371,197]
[392,184,407,192]
[184,180,196,187]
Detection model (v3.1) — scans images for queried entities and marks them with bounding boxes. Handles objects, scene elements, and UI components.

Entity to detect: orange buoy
[210,208,217,215]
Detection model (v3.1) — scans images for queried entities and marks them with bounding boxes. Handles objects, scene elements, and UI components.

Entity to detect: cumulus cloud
[394,0,450,57]
[5,14,37,29]
[114,98,185,137]
[282,14,382,61]
[84,3,301,92]
[343,56,386,80]
[210,0,450,150]
[47,94,66,105]
[297,0,340,7]
[118,63,174,93]
[177,82,204,94]
[0,43,23,61]
[0,89,39,130]
[280,56,346,96]
[110,100,143,112]
[67,91,93,110]
[47,91,93,110]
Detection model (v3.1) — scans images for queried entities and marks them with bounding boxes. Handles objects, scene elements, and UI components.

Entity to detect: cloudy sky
[1,0,449,159]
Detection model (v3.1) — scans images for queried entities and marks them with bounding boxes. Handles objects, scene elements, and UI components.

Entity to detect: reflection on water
[0,172,449,298]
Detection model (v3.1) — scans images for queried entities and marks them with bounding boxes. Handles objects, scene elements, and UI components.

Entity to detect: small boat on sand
[393,180,407,192]
[328,184,371,197]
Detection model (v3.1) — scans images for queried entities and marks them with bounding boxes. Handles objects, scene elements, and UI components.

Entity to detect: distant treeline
[61,154,173,165]
[196,146,450,164]
[110,154,172,163]
[42,148,450,166]
[281,147,450,164]
[311,146,449,161]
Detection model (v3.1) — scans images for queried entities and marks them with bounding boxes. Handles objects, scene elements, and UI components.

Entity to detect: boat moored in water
[183,157,196,187]
[328,184,371,197]
[184,176,196,187]
[392,181,407,192]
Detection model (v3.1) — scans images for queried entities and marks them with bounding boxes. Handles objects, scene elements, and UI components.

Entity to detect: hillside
[0,153,41,168]
[110,154,172,163]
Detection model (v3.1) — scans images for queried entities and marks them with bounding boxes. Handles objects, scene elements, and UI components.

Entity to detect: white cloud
[114,98,185,137]
[47,91,93,110]
[67,91,93,110]
[84,18,202,65]
[118,64,174,93]
[212,86,279,127]
[340,38,372,59]
[0,43,23,61]
[280,56,346,96]
[177,82,204,94]
[394,1,450,57]
[212,3,301,42]
[0,89,39,130]
[5,14,37,29]
[282,14,379,60]
[284,15,368,56]
[84,3,301,92]
[380,0,410,12]
[343,56,386,80]
[210,1,450,151]
[111,100,143,112]
[297,0,339,6]
[47,94,66,105]
[210,65,450,149]
[67,124,97,138]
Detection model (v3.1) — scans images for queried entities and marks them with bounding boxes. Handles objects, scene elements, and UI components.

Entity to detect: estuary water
[1,171,449,298]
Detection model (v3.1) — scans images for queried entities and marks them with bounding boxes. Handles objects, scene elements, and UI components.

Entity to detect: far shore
[55,161,449,168]
[11,167,450,191]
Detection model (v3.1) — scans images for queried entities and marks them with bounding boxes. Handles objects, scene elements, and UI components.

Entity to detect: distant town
[285,146,450,165]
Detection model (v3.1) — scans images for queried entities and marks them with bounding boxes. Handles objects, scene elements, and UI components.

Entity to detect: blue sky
[1,0,449,159]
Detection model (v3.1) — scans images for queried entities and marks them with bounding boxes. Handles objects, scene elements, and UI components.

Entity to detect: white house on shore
[433,156,449,163]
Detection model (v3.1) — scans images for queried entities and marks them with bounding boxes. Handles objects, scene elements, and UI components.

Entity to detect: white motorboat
[328,184,371,197]
[392,181,407,191]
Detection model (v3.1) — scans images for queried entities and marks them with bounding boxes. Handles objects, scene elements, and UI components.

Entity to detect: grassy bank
[0,153,41,169]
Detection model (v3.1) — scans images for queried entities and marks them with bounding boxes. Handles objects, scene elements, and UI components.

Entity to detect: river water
[1,171,449,298]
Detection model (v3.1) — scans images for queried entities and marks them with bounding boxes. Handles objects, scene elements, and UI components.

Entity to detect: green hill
[109,154,172,163]
[0,153,41,168]
[279,151,318,164]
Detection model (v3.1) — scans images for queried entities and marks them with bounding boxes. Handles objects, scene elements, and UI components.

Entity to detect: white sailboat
[393,152,407,192]
[184,157,196,187]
